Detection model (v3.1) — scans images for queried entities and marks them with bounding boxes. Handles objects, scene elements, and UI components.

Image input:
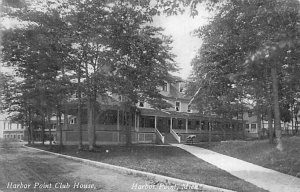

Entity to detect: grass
[195,136,300,178]
[29,144,267,192]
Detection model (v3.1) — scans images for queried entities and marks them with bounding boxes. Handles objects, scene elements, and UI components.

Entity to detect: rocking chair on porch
[186,135,196,144]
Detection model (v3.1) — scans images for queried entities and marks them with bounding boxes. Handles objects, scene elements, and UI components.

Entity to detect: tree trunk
[57,108,63,147]
[231,120,234,140]
[87,97,95,151]
[77,102,82,150]
[267,105,274,143]
[48,111,52,146]
[208,115,212,145]
[77,104,82,149]
[42,112,45,145]
[29,109,34,144]
[291,115,294,135]
[63,105,68,143]
[256,109,262,139]
[262,113,265,129]
[271,67,282,150]
[26,109,31,145]
[127,111,132,146]
[77,73,82,150]
[125,103,132,146]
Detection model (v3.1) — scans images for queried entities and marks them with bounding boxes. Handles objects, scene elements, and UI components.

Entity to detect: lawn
[195,136,300,178]
[29,144,267,192]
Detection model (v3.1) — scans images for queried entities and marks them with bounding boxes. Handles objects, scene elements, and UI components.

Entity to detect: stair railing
[155,128,164,144]
[170,128,181,143]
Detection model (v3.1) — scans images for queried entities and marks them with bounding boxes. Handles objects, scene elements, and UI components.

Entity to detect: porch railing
[170,128,181,143]
[155,128,164,144]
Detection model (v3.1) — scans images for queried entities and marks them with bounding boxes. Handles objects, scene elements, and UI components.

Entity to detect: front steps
[162,133,179,144]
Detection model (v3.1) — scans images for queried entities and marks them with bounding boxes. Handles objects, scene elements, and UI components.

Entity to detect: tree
[1,0,177,150]
[1,4,75,145]
[189,0,300,149]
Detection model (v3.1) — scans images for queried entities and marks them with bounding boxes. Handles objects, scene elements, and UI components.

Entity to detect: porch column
[170,117,173,131]
[198,118,201,132]
[155,116,157,129]
[134,113,137,131]
[186,118,188,133]
[137,115,139,131]
[117,109,120,130]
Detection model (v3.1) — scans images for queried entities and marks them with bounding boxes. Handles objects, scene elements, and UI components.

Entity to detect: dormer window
[118,95,122,102]
[248,111,253,117]
[139,102,144,107]
[70,117,77,124]
[162,83,168,92]
[175,101,181,112]
[187,105,191,113]
[179,83,184,93]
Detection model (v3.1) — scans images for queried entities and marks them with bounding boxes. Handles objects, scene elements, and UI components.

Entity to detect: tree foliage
[1,0,177,148]
[188,0,300,148]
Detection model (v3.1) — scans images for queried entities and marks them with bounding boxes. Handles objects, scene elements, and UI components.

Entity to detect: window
[139,102,144,107]
[99,110,118,125]
[175,101,181,112]
[70,118,77,124]
[178,119,183,129]
[187,105,191,112]
[118,95,122,102]
[245,124,250,129]
[179,83,184,93]
[162,83,168,92]
[251,124,256,130]
[248,111,253,117]
[237,113,243,119]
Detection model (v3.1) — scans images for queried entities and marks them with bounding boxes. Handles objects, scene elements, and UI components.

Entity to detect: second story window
[251,123,257,130]
[238,113,243,119]
[179,82,184,93]
[175,101,180,112]
[162,83,168,92]
[248,111,253,117]
[245,124,250,129]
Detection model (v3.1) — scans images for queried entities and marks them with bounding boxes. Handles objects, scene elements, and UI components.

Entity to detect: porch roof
[139,108,199,119]
[139,108,245,123]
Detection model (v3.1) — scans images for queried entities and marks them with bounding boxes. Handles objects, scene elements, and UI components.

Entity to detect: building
[243,109,300,138]
[58,77,244,145]
[0,114,26,140]
[30,117,58,142]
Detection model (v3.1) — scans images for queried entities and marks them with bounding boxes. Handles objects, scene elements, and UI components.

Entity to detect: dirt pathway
[0,140,180,192]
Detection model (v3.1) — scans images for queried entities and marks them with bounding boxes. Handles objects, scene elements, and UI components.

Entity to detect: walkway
[172,144,300,192]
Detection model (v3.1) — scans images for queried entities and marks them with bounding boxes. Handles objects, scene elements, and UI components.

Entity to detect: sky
[152,6,211,79]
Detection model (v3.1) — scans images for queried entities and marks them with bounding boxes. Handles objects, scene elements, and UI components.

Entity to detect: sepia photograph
[0,0,300,191]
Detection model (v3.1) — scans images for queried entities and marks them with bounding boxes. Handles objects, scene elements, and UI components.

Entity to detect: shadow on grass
[27,143,268,192]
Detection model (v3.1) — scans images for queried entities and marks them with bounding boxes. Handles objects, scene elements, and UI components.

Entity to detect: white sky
[152,7,211,79]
